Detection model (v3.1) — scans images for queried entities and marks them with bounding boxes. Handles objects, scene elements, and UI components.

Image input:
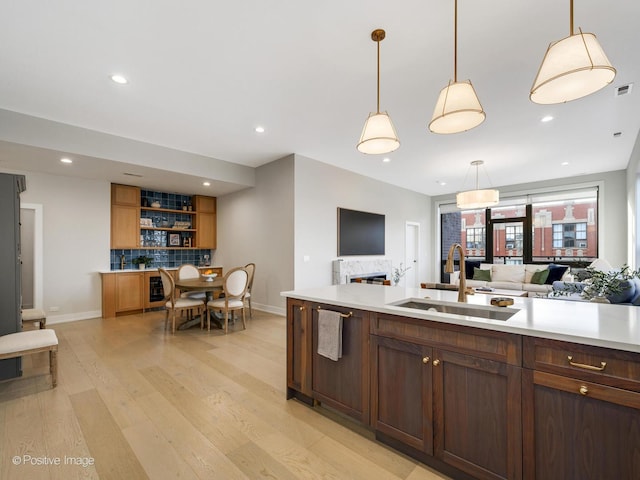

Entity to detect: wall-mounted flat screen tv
[337,208,385,256]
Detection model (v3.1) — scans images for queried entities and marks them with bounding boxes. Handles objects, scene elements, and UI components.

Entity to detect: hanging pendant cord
[376,36,381,113]
[569,0,574,36]
[454,0,458,82]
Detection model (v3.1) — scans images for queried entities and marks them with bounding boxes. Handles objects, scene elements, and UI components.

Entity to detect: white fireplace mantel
[332,259,393,285]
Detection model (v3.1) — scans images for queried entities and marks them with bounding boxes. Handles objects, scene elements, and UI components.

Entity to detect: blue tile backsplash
[110,249,214,270]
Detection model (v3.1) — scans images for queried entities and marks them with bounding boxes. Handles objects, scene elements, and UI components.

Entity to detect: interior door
[405,222,419,287]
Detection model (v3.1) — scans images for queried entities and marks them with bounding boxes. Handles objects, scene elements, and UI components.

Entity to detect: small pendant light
[429,0,485,135]
[357,29,400,155]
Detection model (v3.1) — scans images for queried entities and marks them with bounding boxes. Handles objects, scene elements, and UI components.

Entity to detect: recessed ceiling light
[255,126,265,133]
[60,158,73,164]
[382,157,391,163]
[541,115,554,122]
[110,74,128,85]
[561,161,569,166]
[202,181,211,186]
[437,180,447,186]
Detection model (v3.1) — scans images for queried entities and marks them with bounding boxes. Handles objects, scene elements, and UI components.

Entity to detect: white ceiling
[0,0,638,197]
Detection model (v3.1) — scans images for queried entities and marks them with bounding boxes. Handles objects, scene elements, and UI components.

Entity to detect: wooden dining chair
[244,263,255,317]
[206,266,249,333]
[159,268,206,334]
[177,264,206,302]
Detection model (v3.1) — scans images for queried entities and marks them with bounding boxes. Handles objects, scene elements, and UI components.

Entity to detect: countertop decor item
[151,201,161,208]
[201,272,218,282]
[392,262,411,286]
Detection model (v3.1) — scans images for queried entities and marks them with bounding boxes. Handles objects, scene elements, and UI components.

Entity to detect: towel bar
[317,306,352,318]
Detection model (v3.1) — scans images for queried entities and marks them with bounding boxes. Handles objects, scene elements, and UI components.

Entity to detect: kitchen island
[282,283,640,480]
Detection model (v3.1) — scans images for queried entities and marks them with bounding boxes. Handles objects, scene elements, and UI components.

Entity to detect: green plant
[132,255,153,267]
[553,264,640,301]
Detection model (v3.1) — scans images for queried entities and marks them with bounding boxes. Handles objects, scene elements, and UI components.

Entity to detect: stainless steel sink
[389,298,518,321]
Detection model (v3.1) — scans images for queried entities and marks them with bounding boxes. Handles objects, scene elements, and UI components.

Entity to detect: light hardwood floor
[0,310,450,480]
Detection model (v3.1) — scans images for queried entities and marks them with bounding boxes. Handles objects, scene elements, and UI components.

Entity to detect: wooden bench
[0,329,58,387]
[22,308,47,329]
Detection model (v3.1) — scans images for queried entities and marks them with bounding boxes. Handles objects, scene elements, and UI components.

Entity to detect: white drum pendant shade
[456,188,499,210]
[530,31,616,104]
[429,81,486,134]
[357,111,400,154]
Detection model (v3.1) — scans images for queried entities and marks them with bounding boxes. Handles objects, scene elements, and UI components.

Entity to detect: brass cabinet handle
[579,385,589,396]
[422,356,430,364]
[299,306,305,311]
[433,359,440,366]
[567,356,607,372]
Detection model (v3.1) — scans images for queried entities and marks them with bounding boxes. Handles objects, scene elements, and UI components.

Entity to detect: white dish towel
[317,309,343,361]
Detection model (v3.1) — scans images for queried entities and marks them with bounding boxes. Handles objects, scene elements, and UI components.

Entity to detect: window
[439,186,598,282]
[505,224,523,250]
[553,223,587,248]
[466,227,485,250]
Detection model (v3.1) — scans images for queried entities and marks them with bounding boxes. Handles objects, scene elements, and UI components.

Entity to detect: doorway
[20,203,43,310]
[405,222,420,287]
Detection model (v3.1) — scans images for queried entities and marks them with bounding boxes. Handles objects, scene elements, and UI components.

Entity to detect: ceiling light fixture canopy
[456,160,499,210]
[429,0,485,134]
[357,29,400,155]
[530,0,616,104]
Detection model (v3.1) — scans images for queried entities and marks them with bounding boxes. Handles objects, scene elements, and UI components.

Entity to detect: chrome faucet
[445,243,467,302]
[120,254,126,270]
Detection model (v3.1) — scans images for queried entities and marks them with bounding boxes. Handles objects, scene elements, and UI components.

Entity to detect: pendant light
[456,160,499,210]
[429,0,485,135]
[357,29,400,155]
[530,0,616,104]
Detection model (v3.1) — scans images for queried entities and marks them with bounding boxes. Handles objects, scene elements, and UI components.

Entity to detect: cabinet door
[194,195,216,213]
[371,335,433,454]
[433,349,522,480]
[523,369,640,480]
[195,212,216,249]
[111,184,140,206]
[111,205,139,248]
[287,299,312,399]
[116,273,144,312]
[312,307,370,423]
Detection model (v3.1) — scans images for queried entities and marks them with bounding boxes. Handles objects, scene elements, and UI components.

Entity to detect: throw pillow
[491,264,525,283]
[606,279,635,304]
[545,264,569,285]
[530,269,549,285]
[473,267,491,282]
[465,260,481,279]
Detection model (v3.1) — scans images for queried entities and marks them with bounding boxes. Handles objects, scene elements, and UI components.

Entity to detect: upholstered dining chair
[206,266,249,334]
[177,264,206,301]
[244,262,255,317]
[159,268,206,334]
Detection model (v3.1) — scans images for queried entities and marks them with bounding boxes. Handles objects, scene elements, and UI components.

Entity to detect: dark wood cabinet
[312,305,370,423]
[285,298,640,480]
[286,298,312,399]
[371,335,433,454]
[523,337,640,480]
[370,312,523,480]
[433,348,522,480]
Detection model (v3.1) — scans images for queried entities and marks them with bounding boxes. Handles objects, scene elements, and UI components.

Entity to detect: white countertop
[281,283,640,354]
[100,265,222,274]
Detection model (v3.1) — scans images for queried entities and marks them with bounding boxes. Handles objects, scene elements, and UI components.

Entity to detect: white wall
[216,156,295,314]
[293,155,432,289]
[0,168,110,322]
[626,131,640,268]
[431,170,629,272]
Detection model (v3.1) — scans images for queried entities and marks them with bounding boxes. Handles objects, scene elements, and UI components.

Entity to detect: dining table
[174,276,224,330]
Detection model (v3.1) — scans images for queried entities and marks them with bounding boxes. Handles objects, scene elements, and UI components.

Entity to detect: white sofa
[449,263,573,297]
